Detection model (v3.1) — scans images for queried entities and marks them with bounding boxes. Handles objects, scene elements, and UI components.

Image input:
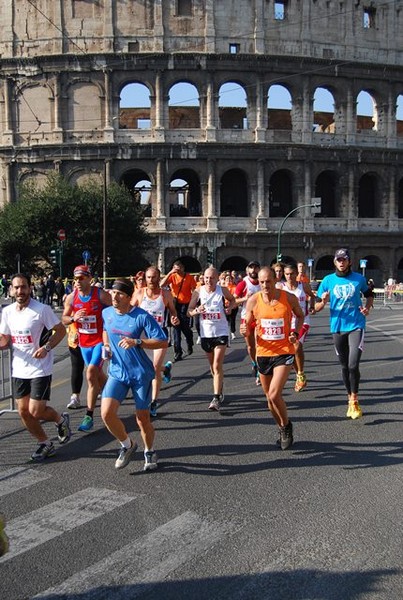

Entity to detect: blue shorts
[102,376,152,410]
[80,343,103,367]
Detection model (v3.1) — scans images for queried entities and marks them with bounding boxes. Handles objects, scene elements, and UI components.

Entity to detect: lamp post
[277,199,321,262]
[103,161,109,288]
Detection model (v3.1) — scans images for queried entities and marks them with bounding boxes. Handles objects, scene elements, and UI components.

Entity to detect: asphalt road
[1,306,403,600]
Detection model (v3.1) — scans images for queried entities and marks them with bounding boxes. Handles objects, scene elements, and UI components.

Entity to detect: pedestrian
[222,272,238,340]
[0,273,71,461]
[234,261,261,385]
[160,260,196,361]
[45,274,56,306]
[131,266,179,417]
[240,266,304,450]
[314,248,374,419]
[101,278,168,471]
[188,267,236,411]
[296,261,310,284]
[62,265,112,431]
[55,277,65,308]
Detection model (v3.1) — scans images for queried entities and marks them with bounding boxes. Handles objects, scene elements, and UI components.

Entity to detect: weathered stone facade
[0,1,403,282]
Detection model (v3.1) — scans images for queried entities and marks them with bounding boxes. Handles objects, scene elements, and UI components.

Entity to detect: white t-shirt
[199,285,229,338]
[0,299,60,378]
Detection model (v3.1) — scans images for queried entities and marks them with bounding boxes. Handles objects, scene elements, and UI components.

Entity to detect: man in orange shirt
[160,260,196,361]
[296,261,310,284]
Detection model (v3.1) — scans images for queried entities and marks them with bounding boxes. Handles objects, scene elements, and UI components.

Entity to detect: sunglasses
[74,276,86,281]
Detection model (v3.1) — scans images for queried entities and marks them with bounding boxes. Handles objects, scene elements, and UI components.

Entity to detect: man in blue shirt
[101,278,168,471]
[315,249,374,419]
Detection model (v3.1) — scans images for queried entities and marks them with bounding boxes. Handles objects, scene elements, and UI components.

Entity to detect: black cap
[247,261,260,268]
[334,248,350,260]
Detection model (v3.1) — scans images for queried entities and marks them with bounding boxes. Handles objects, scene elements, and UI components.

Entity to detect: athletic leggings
[69,345,85,395]
[332,329,364,395]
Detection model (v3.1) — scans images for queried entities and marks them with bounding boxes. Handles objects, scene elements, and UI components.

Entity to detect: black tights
[69,345,85,395]
[332,329,364,395]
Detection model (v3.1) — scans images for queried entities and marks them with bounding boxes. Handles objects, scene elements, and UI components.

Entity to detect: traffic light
[277,253,283,263]
[207,250,214,265]
[49,248,58,266]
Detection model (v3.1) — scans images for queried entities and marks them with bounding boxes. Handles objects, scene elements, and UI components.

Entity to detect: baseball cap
[73,264,91,277]
[247,261,260,268]
[334,248,350,260]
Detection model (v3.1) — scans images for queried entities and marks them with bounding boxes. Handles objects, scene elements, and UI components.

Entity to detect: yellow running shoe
[349,401,362,420]
[294,372,307,392]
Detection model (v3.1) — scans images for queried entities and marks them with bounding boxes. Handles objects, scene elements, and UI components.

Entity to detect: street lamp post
[277,199,321,262]
[103,161,109,288]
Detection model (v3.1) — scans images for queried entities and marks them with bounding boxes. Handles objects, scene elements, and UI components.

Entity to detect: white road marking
[0,467,52,498]
[0,487,136,563]
[34,510,233,599]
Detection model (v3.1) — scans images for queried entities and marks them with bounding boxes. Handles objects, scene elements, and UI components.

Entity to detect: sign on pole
[360,259,367,277]
[57,229,66,242]
[82,250,91,266]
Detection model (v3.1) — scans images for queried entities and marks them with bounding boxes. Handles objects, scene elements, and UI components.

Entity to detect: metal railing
[0,347,16,416]
[373,287,403,308]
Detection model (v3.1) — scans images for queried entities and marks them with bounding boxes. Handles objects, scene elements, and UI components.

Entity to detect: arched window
[358,173,378,218]
[269,170,293,217]
[120,169,153,216]
[119,83,151,129]
[220,169,248,217]
[313,87,335,133]
[218,82,248,129]
[356,90,377,132]
[169,170,201,216]
[397,94,403,138]
[267,84,292,130]
[168,82,200,129]
[315,171,337,217]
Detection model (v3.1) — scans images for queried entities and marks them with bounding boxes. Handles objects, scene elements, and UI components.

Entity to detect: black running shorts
[13,375,52,401]
[256,354,294,376]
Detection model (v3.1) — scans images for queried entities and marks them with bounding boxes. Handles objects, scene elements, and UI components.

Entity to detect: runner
[222,272,238,340]
[234,261,261,385]
[101,278,168,471]
[296,261,310,284]
[315,248,374,419]
[0,273,71,461]
[188,267,235,411]
[62,265,111,431]
[241,266,304,450]
[160,260,196,362]
[280,263,317,392]
[132,266,179,417]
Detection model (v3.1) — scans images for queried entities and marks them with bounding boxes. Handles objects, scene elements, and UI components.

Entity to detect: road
[1,306,403,599]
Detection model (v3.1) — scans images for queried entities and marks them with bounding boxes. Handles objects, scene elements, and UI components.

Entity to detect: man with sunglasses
[315,248,374,420]
[62,265,111,431]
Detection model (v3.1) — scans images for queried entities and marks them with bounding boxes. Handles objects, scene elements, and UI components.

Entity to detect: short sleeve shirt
[317,271,369,333]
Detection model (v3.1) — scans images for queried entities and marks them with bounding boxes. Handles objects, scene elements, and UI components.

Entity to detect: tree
[0,173,151,277]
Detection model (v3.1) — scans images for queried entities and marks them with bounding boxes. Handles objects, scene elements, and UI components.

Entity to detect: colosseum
[0,0,402,283]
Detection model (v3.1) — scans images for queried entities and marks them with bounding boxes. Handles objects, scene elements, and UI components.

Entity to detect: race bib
[11,329,33,346]
[260,318,285,341]
[78,315,97,335]
[150,311,164,324]
[202,312,221,320]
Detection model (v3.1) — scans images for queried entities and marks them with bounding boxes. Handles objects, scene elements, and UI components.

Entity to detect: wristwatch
[135,339,143,347]
[44,342,52,352]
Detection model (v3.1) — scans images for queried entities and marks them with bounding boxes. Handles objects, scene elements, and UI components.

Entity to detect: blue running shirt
[317,271,369,333]
[102,305,167,383]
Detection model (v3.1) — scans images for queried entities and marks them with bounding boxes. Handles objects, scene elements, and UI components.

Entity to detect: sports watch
[135,339,143,347]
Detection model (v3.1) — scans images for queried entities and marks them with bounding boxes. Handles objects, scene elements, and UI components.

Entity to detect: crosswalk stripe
[0,467,52,498]
[34,510,233,599]
[0,487,136,563]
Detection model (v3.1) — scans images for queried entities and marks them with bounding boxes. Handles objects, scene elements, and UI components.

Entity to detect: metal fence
[373,287,403,308]
[0,347,16,416]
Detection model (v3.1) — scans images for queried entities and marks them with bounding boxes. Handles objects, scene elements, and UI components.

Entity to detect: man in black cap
[315,248,374,419]
[234,260,262,384]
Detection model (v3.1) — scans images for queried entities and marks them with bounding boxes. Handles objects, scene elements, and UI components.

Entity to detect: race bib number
[150,311,164,324]
[202,312,221,321]
[12,329,33,346]
[78,315,97,335]
[260,318,285,341]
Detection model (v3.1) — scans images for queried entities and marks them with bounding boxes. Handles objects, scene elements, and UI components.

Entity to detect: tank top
[284,282,310,327]
[254,290,295,357]
[71,287,103,347]
[240,277,261,318]
[139,289,165,325]
[199,285,229,338]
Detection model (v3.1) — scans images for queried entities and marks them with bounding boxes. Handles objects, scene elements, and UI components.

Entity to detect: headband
[112,280,134,296]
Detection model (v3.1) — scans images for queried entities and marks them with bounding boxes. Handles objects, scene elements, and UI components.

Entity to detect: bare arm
[187,289,201,317]
[32,321,66,359]
[163,289,180,326]
[286,291,305,334]
[222,287,236,313]
[239,294,258,337]
[61,292,74,325]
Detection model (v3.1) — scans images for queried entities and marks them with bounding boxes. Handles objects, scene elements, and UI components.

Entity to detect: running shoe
[143,450,158,471]
[253,363,261,386]
[174,352,183,362]
[57,412,71,444]
[163,361,173,384]
[67,394,81,410]
[196,336,201,345]
[231,332,236,340]
[348,401,362,420]
[208,396,221,411]
[30,442,56,461]
[279,420,293,450]
[78,415,94,431]
[294,372,307,392]
[115,441,138,470]
[150,401,158,418]
[187,344,194,356]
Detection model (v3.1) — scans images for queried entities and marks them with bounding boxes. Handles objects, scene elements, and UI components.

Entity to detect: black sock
[86,410,94,418]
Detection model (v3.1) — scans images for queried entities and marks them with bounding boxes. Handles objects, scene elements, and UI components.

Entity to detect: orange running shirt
[254,290,295,357]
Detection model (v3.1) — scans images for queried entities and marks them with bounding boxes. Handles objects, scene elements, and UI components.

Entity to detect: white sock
[120,437,132,449]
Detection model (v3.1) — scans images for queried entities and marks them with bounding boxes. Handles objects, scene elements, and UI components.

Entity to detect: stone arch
[269,169,293,217]
[220,168,248,217]
[121,168,154,217]
[169,255,201,274]
[65,79,103,131]
[358,173,379,218]
[218,81,248,129]
[397,94,403,137]
[314,170,337,217]
[169,168,201,216]
[313,87,335,133]
[68,168,103,187]
[220,255,249,272]
[361,254,383,286]
[315,255,334,279]
[168,81,200,129]
[119,82,152,129]
[19,170,49,189]
[267,84,292,130]
[356,89,378,132]
[14,82,54,134]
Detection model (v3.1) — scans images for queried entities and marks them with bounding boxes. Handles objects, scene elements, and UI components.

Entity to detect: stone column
[388,166,398,230]
[256,159,267,230]
[103,69,114,141]
[301,80,312,144]
[205,77,216,141]
[155,158,166,229]
[255,76,266,142]
[346,86,356,144]
[204,0,216,52]
[3,77,13,145]
[347,165,357,230]
[207,159,218,230]
[254,0,265,53]
[153,0,164,52]
[387,89,397,148]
